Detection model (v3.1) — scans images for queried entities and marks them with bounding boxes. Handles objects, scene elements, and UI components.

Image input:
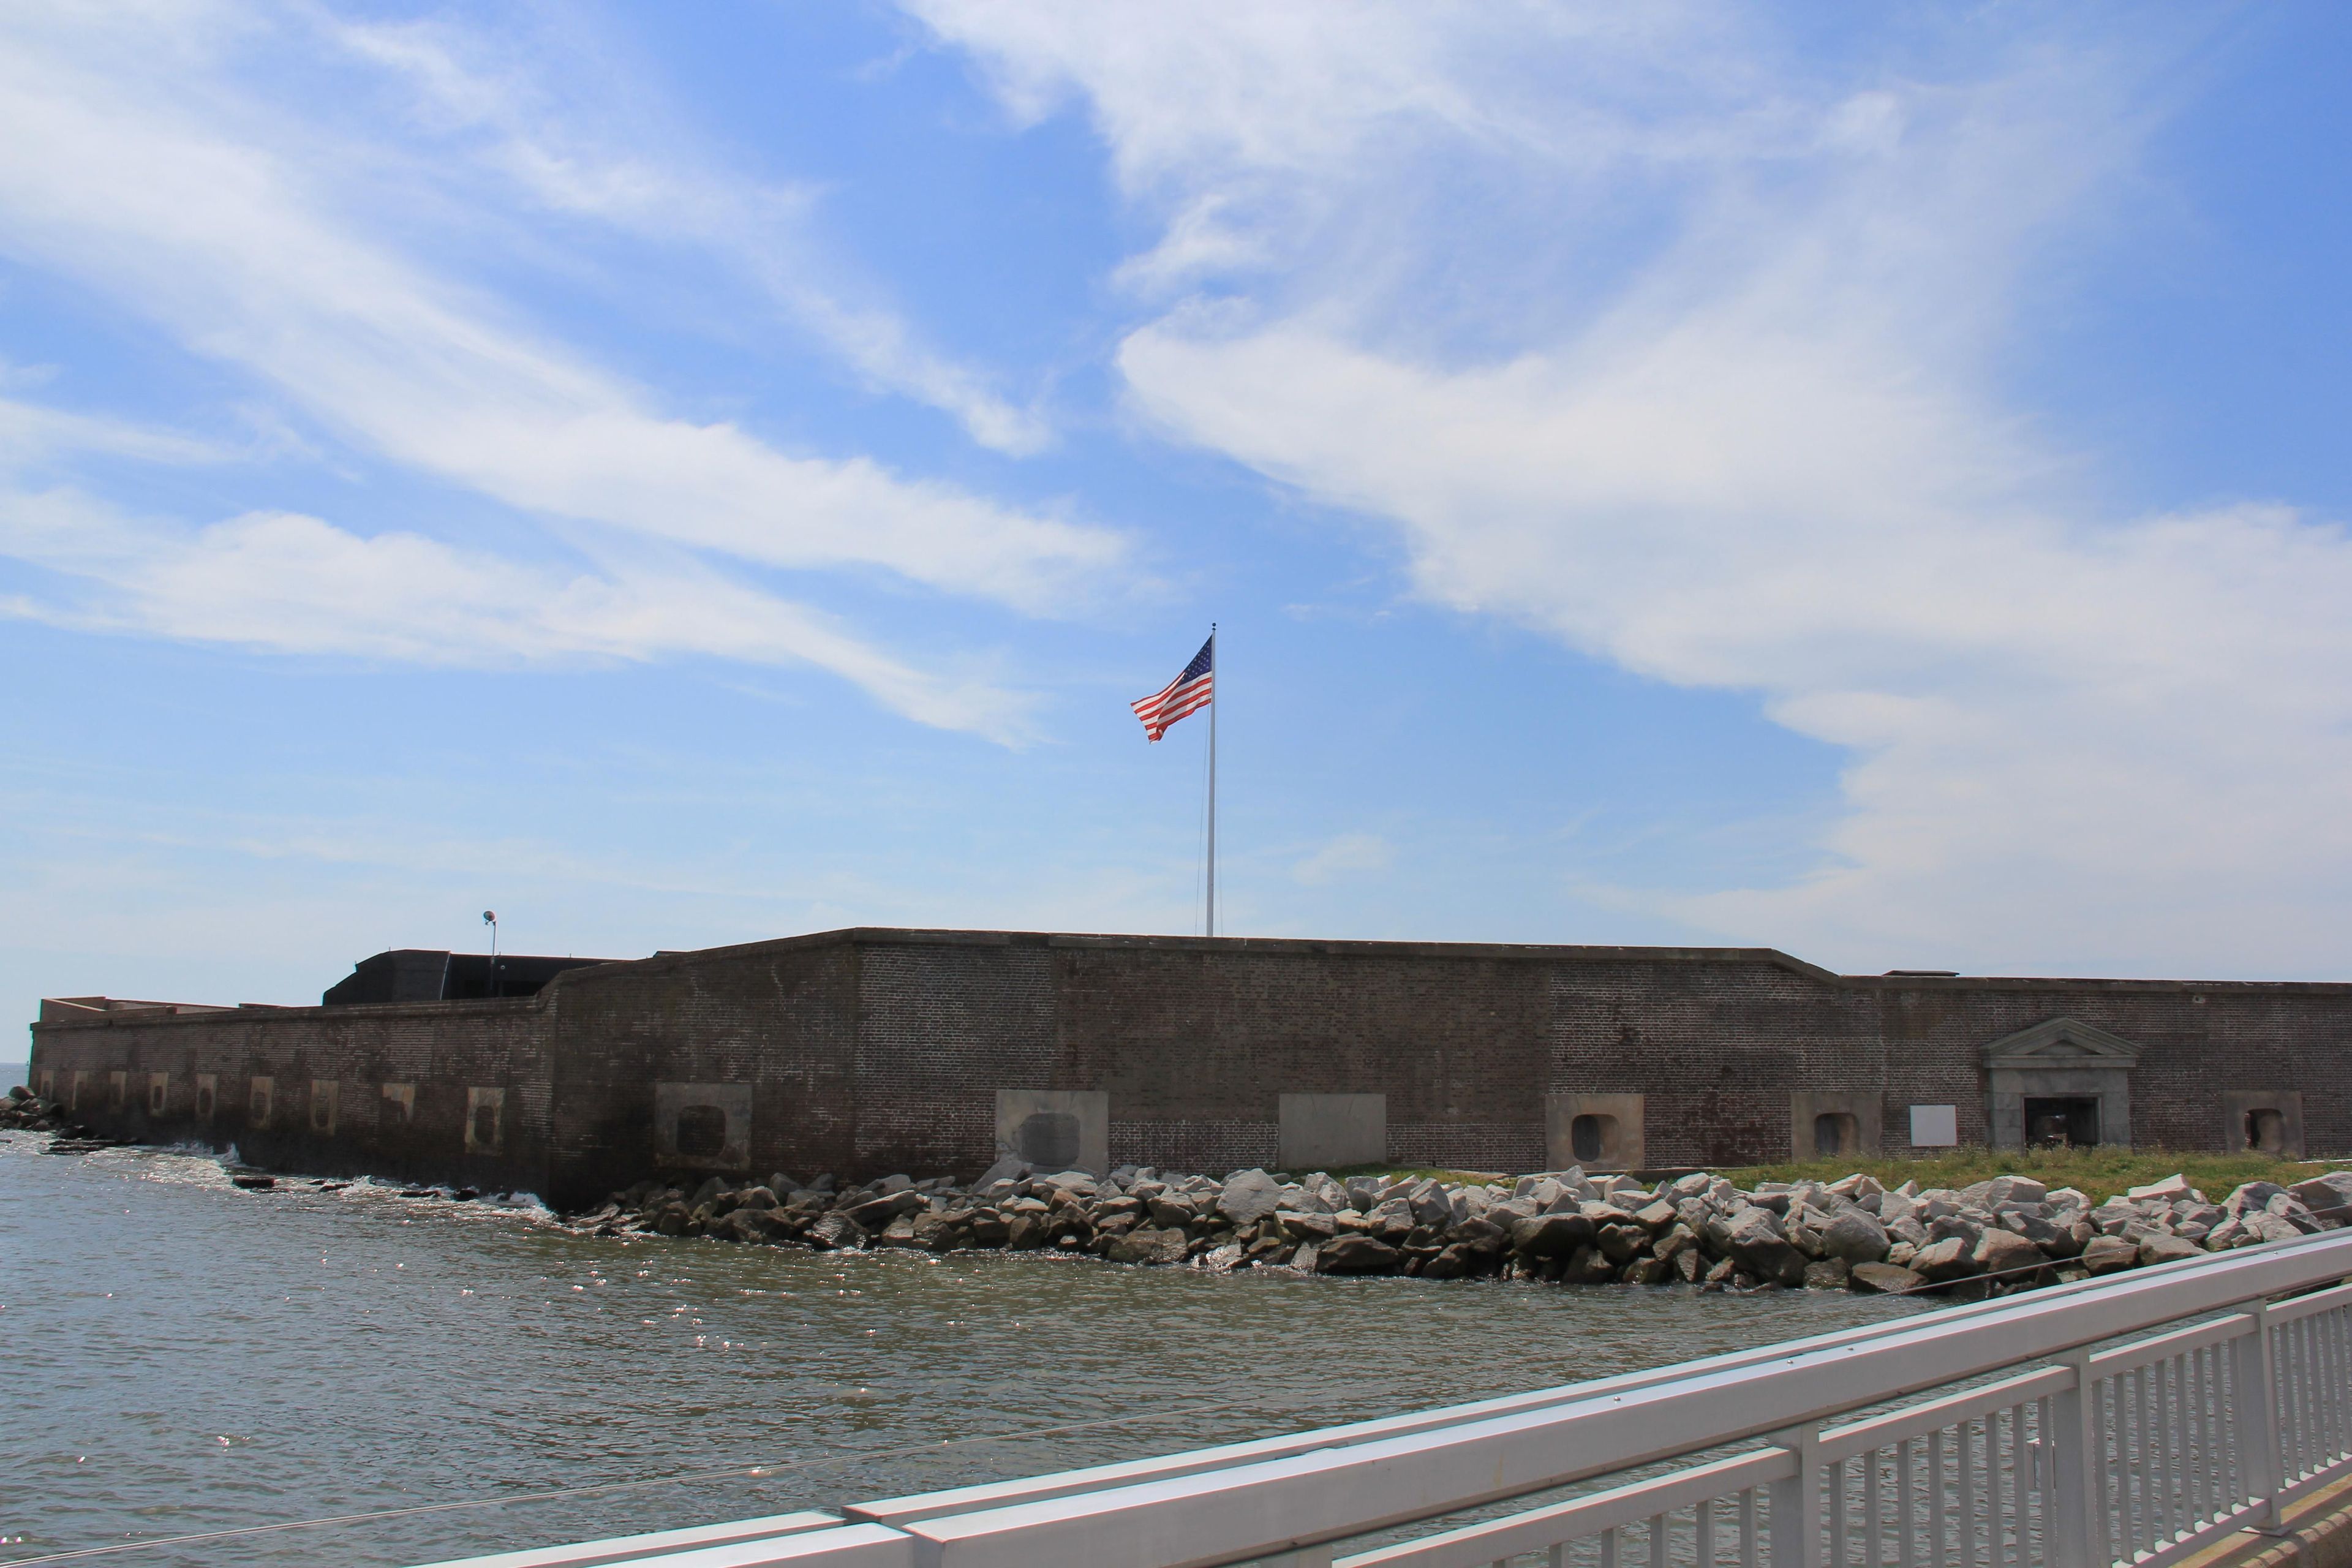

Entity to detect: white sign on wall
[1909,1104,1959,1147]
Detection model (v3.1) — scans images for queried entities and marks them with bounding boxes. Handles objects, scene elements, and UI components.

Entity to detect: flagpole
[1207,623,1217,938]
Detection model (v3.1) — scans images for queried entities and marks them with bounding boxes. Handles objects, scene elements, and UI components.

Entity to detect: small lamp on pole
[483,910,499,998]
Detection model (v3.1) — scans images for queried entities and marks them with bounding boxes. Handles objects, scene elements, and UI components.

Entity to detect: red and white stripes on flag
[1130,635,1213,742]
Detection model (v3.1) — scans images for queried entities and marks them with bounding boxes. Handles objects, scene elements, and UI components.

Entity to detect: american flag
[1130,635,1213,742]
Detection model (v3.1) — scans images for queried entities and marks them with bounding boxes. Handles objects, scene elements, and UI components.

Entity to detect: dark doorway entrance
[1017,1111,1081,1168]
[2024,1096,2100,1148]
[2245,1108,2288,1154]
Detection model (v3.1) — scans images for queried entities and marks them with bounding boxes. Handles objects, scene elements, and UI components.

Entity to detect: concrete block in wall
[107,1070,127,1112]
[381,1082,415,1124]
[466,1086,507,1156]
[2221,1090,2304,1158]
[146,1072,168,1118]
[1277,1094,1385,1170]
[249,1075,274,1128]
[1790,1091,1882,1160]
[995,1090,1108,1174]
[194,1073,216,1123]
[1545,1094,1645,1172]
[309,1080,339,1137]
[1908,1104,1958,1147]
[652,1082,751,1170]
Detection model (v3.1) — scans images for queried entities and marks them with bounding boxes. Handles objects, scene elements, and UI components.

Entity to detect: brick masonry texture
[26,929,2352,1208]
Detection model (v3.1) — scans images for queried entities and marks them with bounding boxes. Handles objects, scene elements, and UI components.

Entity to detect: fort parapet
[23,928,2344,1208]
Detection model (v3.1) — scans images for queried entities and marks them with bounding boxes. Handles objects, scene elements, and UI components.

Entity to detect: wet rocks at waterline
[575,1161,2352,1298]
[1,1087,107,1147]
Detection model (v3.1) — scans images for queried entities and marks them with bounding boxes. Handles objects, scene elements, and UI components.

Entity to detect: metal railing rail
[415,1228,2352,1568]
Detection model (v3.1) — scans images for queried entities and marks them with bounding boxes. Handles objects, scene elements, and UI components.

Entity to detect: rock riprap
[571,1159,2352,1296]
[1,1087,94,1139]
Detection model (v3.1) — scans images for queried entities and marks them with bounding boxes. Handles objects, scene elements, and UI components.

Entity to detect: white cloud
[0,394,225,467]
[913,3,2352,976]
[322,12,1054,455]
[0,20,1120,609]
[0,1,1129,734]
[0,482,1031,738]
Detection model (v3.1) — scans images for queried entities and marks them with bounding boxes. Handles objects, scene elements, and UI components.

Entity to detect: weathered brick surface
[26,929,2352,1207]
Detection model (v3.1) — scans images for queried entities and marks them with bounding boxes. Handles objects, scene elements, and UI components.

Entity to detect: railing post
[2049,1351,2103,1568]
[2233,1302,2284,1529]
[1766,1423,1822,1568]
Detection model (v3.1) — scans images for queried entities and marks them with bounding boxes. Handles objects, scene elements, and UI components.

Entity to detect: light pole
[483,910,498,998]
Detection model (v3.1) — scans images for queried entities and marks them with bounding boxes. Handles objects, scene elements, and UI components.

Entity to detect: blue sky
[6,2,2352,1028]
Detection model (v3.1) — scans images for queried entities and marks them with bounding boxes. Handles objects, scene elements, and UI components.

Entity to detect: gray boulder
[1107,1227,1191,1265]
[1217,1169,1284,1225]
[1633,1199,1679,1231]
[1448,1215,1511,1257]
[839,1189,922,1230]
[1561,1245,1617,1284]
[1317,1235,1401,1275]
[722,1208,793,1244]
[1416,1243,1471,1280]
[1509,1211,1597,1259]
[2126,1174,2192,1203]
[1819,1210,1890,1265]
[2224,1181,2288,1215]
[1983,1175,2048,1207]
[2079,1235,2139,1275]
[2089,1202,2138,1236]
[2266,1194,2325,1234]
[2139,1233,2204,1267]
[1408,1180,1453,1229]
[1147,1195,1197,1227]
[1594,1222,1646,1265]
[2012,1212,2087,1258]
[973,1156,1030,1189]
[1803,1257,1853,1290]
[1850,1261,1926,1295]
[804,1213,865,1251]
[1910,1237,1980,1283]
[1721,1207,1807,1286]
[2287,1173,2352,1226]
[1972,1228,2044,1278]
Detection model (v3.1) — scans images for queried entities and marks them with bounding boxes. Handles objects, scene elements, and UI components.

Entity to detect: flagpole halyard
[1207,624,1216,939]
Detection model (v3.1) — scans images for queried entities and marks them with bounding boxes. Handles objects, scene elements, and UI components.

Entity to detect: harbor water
[0,1131,1928,1567]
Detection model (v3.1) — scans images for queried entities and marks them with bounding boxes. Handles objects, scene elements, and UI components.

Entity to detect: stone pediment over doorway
[1981,1017,2146,1070]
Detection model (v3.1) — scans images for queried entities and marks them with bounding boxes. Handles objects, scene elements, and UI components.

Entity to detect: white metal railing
[414,1229,2352,1568]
